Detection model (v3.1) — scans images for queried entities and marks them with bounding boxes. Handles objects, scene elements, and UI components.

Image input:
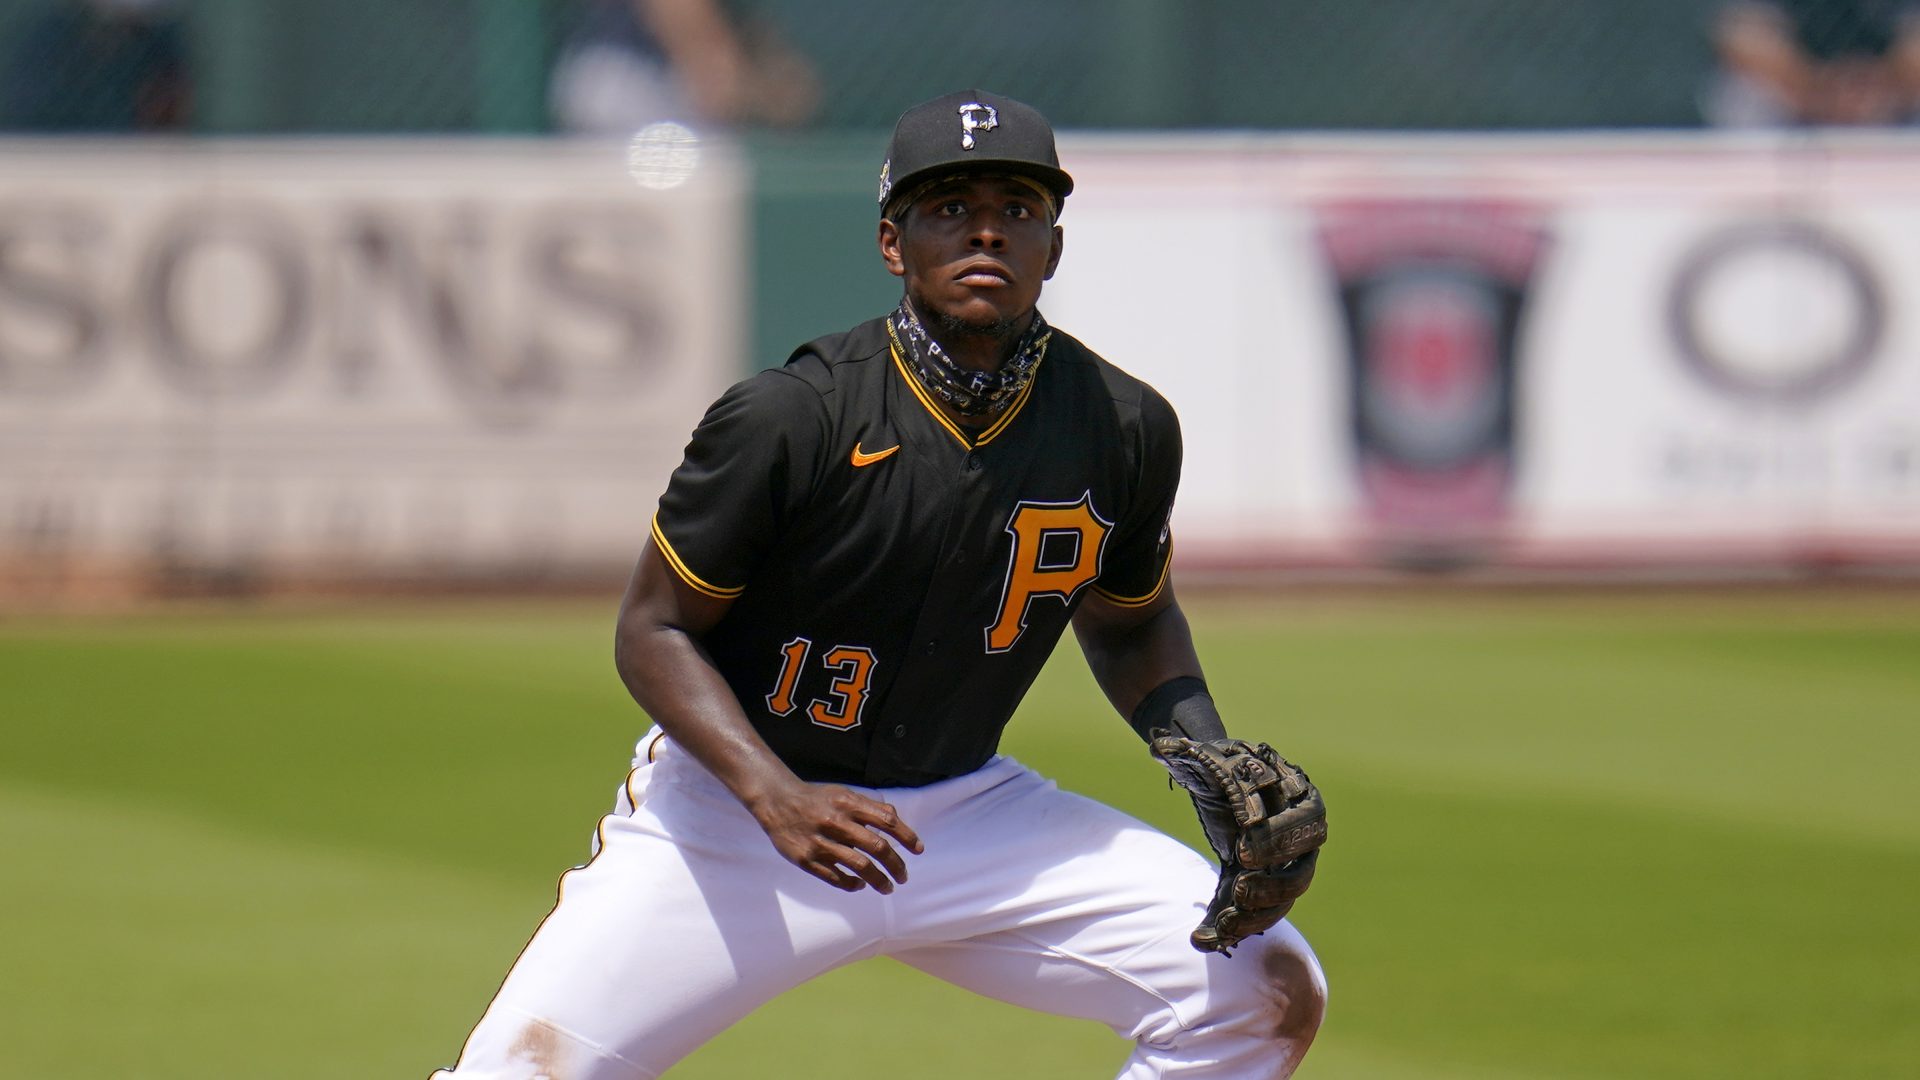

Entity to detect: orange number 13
[765,637,877,730]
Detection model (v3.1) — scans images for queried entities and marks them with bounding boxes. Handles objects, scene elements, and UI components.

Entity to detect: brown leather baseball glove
[1150,733,1327,955]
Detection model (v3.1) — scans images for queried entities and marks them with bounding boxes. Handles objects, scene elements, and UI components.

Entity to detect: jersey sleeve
[652,369,829,598]
[1093,385,1181,607]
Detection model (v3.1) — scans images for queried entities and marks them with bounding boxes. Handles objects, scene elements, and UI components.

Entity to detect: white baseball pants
[433,732,1325,1079]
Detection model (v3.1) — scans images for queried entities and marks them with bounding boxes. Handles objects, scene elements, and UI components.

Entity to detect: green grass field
[4,588,1918,1078]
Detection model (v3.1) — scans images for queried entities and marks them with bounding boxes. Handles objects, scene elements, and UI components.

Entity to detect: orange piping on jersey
[1091,539,1174,608]
[886,336,1044,449]
[650,512,745,599]
[975,362,1040,444]
[890,342,971,446]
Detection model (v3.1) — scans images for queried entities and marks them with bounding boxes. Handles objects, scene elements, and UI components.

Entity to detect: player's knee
[1171,931,1325,1076]
[1258,933,1327,1047]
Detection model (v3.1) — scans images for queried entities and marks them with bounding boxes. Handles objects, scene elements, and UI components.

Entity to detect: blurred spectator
[1705,0,1920,126]
[2,0,190,131]
[549,0,819,132]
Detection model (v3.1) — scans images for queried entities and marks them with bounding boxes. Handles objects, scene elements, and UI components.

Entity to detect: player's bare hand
[750,781,923,893]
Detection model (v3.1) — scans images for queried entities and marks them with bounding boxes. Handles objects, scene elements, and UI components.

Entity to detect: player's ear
[1042,223,1063,281]
[878,218,906,278]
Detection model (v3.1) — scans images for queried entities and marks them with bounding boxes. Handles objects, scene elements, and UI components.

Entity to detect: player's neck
[934,333,1015,374]
[911,300,1033,374]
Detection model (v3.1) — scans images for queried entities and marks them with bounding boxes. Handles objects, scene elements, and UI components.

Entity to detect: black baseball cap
[877,89,1074,219]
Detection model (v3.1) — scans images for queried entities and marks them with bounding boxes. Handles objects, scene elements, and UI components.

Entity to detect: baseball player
[433,89,1327,1079]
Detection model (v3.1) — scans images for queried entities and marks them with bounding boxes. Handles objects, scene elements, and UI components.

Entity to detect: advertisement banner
[1045,134,1920,573]
[0,138,741,587]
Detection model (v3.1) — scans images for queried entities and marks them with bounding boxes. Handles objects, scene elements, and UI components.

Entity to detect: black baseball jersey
[652,314,1179,787]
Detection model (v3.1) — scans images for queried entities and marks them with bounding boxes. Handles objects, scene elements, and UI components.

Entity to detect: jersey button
[892,725,907,739]
[923,640,937,655]
[965,453,983,472]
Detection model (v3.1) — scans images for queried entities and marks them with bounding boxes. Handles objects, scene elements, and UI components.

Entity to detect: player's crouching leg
[1249,921,1328,1064]
[1135,920,1326,1080]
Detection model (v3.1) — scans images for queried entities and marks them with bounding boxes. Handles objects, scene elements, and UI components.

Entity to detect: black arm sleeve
[1128,675,1228,744]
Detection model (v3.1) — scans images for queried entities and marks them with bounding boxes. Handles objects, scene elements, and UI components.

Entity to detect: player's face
[879,175,1064,340]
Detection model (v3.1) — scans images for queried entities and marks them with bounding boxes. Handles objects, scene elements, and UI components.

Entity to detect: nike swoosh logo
[850,442,900,467]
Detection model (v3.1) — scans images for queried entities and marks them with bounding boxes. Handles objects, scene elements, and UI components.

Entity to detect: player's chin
[934,294,1035,336]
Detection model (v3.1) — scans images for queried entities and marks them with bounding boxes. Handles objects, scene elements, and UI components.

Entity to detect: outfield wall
[1,133,1917,589]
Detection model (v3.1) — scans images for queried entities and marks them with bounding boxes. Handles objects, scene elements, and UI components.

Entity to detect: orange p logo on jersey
[985,493,1111,653]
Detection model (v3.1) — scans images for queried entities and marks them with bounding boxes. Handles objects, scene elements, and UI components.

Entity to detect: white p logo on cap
[957,103,998,150]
